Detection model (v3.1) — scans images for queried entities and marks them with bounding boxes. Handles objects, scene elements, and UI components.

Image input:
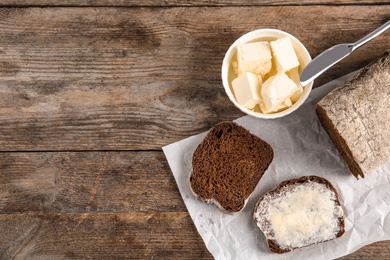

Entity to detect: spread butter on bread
[254,176,345,253]
[189,121,274,213]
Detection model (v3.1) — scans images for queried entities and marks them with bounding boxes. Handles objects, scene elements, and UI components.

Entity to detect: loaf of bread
[316,50,390,178]
[189,122,274,213]
[254,176,345,254]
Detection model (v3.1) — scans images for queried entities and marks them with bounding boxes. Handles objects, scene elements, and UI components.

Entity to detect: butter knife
[300,20,390,86]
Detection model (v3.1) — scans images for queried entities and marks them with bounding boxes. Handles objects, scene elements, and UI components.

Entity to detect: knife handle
[352,20,390,51]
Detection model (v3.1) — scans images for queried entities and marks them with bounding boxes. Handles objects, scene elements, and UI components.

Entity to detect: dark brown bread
[316,50,390,178]
[254,176,345,254]
[189,121,274,213]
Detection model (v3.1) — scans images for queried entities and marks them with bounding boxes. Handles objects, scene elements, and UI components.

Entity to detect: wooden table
[0,1,389,259]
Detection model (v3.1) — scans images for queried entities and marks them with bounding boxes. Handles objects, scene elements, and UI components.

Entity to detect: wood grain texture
[0,2,389,259]
[0,151,186,213]
[1,150,389,259]
[0,212,212,259]
[0,0,388,7]
[0,7,389,151]
[0,212,388,259]
[342,241,390,259]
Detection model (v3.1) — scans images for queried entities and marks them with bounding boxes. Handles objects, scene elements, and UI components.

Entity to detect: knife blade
[300,20,390,86]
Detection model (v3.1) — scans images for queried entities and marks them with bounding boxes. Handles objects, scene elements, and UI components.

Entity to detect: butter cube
[270,37,299,72]
[232,72,262,109]
[232,60,242,77]
[291,85,304,103]
[261,73,298,111]
[260,98,292,114]
[237,42,272,76]
[287,68,304,103]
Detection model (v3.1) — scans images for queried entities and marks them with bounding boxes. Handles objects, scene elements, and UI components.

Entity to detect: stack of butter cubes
[232,37,303,114]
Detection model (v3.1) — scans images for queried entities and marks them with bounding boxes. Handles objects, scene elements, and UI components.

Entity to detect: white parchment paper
[162,73,390,260]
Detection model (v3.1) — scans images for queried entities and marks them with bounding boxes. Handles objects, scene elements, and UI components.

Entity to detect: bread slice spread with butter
[189,121,274,213]
[254,176,345,253]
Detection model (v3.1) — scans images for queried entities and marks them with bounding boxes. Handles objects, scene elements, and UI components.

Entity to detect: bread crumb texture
[189,122,273,213]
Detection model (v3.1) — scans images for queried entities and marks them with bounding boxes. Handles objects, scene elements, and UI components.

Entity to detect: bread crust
[316,50,390,178]
[189,121,274,213]
[254,175,345,254]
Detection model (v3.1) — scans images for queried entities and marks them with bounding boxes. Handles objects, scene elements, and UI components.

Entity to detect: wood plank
[0,212,388,259]
[0,151,187,213]
[0,212,213,259]
[0,7,389,151]
[0,0,387,7]
[342,241,390,259]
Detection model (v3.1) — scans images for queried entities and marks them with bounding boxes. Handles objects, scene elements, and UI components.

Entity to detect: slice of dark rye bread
[254,176,345,254]
[316,50,390,178]
[189,122,274,213]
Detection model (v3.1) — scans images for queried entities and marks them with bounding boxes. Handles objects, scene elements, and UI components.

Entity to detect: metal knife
[300,20,390,86]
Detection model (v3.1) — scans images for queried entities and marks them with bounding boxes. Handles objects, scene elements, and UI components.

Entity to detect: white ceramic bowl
[221,29,313,119]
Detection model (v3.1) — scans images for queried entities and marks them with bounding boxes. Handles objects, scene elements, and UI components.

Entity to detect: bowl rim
[221,28,313,119]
